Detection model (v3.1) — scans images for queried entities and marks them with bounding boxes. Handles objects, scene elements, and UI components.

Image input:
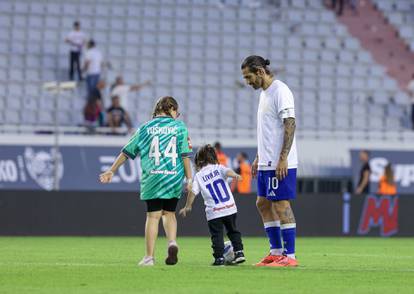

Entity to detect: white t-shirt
[84,48,103,75]
[111,85,131,109]
[257,79,298,170]
[192,164,238,221]
[66,30,86,52]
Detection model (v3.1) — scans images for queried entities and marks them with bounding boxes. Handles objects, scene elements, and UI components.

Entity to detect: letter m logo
[358,195,399,237]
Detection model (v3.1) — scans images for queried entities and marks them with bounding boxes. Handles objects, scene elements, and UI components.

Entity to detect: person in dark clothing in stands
[107,95,133,133]
[331,0,344,15]
[88,79,106,101]
[355,150,371,195]
[84,96,104,127]
[65,21,86,81]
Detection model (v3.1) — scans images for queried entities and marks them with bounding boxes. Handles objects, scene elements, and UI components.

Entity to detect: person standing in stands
[331,0,344,15]
[88,80,106,102]
[377,163,397,196]
[65,21,86,81]
[355,150,371,195]
[83,39,103,95]
[214,142,228,167]
[407,73,414,130]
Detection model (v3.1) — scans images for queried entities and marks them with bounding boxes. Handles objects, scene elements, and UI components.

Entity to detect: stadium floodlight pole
[43,81,77,191]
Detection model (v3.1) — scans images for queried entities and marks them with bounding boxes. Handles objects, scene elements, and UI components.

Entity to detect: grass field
[0,237,413,294]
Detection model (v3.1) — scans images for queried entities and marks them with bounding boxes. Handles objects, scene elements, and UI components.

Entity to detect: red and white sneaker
[254,254,284,266]
[266,256,298,267]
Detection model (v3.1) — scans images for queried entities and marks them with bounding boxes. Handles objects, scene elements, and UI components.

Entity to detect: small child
[179,144,246,266]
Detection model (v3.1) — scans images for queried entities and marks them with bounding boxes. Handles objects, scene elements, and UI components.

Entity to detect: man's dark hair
[194,144,219,171]
[152,96,178,118]
[214,142,222,151]
[241,55,272,75]
[240,152,248,160]
[74,21,80,27]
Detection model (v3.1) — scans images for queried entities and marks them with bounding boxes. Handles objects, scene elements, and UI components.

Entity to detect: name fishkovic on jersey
[257,79,298,170]
[192,164,237,221]
[122,117,192,200]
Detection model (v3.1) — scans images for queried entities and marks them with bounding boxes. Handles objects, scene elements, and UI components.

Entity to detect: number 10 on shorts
[269,177,278,190]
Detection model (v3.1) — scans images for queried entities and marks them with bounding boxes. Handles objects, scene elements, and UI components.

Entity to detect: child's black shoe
[212,257,225,266]
[233,251,246,264]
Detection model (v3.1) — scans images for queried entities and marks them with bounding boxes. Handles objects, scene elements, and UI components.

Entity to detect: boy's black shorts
[145,198,179,212]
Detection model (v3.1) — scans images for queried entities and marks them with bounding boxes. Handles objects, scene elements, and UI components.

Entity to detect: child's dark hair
[194,144,218,171]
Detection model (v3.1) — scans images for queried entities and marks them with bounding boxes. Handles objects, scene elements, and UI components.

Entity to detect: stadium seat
[21,111,37,124]
[5,110,20,124]
[0,0,406,133]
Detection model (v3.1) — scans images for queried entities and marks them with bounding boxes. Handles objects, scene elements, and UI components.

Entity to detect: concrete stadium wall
[0,191,412,237]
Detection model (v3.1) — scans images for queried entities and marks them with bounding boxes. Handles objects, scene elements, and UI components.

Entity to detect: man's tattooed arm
[279,117,296,160]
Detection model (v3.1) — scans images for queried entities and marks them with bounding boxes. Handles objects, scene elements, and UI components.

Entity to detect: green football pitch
[0,237,413,294]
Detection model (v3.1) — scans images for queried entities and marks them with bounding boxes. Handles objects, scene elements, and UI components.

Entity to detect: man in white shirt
[407,73,414,129]
[110,76,151,109]
[83,39,103,95]
[65,21,86,81]
[241,55,298,267]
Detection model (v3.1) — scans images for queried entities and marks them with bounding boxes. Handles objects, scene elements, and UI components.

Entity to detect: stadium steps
[334,0,414,89]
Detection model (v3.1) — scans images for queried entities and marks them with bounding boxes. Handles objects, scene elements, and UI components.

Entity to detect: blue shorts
[257,169,297,201]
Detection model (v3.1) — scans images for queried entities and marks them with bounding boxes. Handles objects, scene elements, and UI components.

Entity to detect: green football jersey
[122,116,192,200]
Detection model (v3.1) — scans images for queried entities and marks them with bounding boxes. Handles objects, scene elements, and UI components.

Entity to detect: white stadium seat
[0,0,407,133]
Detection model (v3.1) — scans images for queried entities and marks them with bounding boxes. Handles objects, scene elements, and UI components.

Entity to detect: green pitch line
[0,237,413,294]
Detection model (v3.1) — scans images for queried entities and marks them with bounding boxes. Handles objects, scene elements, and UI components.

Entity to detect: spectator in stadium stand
[65,21,86,81]
[83,39,103,95]
[232,152,252,194]
[214,142,229,166]
[349,0,359,15]
[355,150,371,195]
[83,96,104,128]
[331,0,344,15]
[107,95,133,134]
[110,76,152,109]
[407,73,414,129]
[88,79,106,102]
[377,163,397,196]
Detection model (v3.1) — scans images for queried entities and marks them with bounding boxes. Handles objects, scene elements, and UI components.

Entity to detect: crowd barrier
[0,191,411,236]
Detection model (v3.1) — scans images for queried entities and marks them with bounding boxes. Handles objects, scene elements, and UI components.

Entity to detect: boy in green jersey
[100,96,193,266]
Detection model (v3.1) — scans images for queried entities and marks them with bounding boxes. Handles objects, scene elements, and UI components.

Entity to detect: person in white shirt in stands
[83,39,103,95]
[407,73,414,130]
[65,21,87,81]
[179,144,245,266]
[110,76,151,109]
[241,55,298,267]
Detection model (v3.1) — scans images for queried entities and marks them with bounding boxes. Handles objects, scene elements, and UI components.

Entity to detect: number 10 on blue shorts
[257,169,297,201]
